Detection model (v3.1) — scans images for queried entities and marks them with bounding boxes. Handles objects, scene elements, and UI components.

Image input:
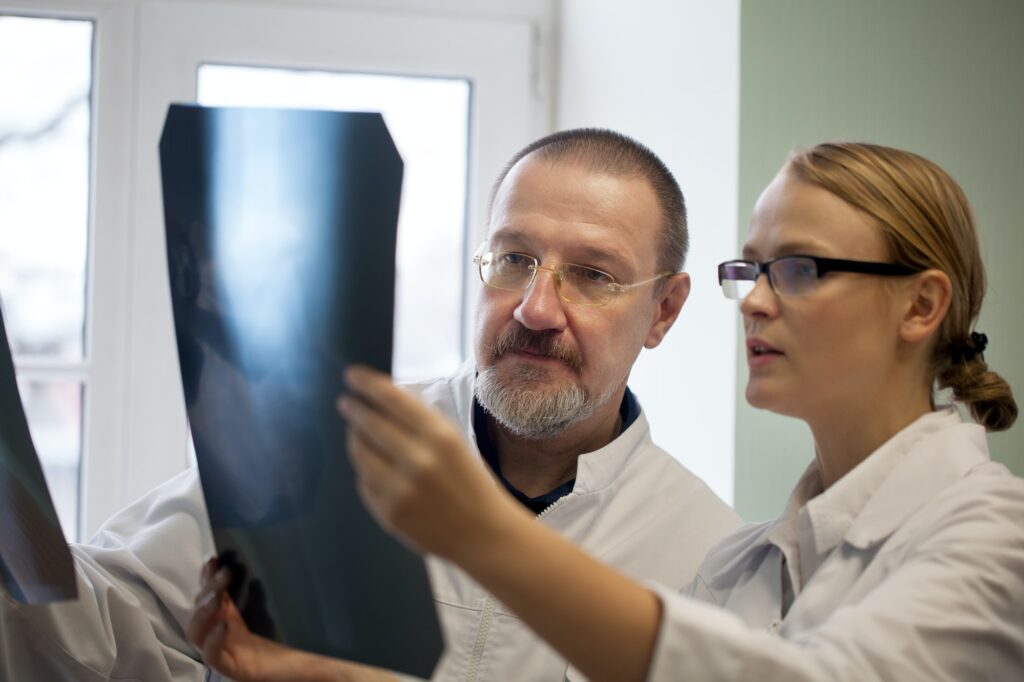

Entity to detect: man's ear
[900,269,952,344]
[645,272,690,349]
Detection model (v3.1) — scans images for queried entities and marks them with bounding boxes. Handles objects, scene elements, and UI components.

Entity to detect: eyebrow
[741,240,828,261]
[565,244,632,274]
[487,227,531,249]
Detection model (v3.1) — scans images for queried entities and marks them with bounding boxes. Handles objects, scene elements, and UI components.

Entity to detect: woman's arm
[340,366,663,682]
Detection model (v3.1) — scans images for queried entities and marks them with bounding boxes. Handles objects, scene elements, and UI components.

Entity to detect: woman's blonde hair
[787,142,1016,431]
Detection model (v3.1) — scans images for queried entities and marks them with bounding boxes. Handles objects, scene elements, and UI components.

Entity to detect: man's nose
[514,268,569,331]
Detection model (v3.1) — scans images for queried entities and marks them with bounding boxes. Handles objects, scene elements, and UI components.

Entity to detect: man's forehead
[490,154,565,207]
[491,157,653,220]
[487,154,665,262]
[487,224,624,255]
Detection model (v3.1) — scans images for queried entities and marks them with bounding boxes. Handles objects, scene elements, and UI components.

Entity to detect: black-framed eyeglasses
[717,255,923,299]
[474,250,671,306]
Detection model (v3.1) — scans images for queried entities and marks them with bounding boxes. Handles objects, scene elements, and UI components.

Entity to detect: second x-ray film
[159,104,442,678]
[0,308,77,605]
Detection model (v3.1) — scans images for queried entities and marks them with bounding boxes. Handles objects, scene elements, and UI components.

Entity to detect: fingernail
[197,589,217,610]
[213,567,230,587]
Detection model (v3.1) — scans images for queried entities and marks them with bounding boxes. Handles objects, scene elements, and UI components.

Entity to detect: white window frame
[0,0,137,541]
[4,0,553,539]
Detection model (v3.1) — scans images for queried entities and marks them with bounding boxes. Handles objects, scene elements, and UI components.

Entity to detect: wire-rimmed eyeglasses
[718,255,922,299]
[474,251,672,306]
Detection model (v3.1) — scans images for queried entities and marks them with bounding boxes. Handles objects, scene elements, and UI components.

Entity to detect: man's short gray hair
[488,128,689,273]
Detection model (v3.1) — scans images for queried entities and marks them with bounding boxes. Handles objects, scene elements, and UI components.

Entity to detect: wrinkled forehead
[485,158,665,275]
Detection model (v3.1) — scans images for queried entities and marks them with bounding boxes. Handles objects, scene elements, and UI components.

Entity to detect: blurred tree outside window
[0,15,93,540]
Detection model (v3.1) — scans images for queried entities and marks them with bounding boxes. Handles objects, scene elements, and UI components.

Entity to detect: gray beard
[475,363,605,440]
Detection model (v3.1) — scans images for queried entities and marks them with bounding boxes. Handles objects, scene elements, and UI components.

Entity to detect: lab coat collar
[797,411,951,561]
[571,408,650,494]
[749,409,988,563]
[843,409,989,549]
[451,360,478,443]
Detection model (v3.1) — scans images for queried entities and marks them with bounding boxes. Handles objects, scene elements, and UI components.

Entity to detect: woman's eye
[779,258,816,280]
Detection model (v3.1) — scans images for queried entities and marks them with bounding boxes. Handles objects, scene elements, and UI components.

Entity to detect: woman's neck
[808,382,935,490]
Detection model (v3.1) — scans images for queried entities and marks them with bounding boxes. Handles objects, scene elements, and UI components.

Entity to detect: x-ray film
[159,104,442,678]
[0,309,77,604]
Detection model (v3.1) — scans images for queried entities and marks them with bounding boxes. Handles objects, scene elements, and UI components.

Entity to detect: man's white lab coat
[0,363,739,681]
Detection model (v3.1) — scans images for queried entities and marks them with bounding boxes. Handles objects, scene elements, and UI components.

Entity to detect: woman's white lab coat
[648,409,1024,681]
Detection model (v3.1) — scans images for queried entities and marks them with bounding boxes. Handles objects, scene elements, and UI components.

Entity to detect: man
[0,128,739,681]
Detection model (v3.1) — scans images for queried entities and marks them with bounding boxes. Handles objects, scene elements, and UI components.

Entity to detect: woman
[190,142,1023,681]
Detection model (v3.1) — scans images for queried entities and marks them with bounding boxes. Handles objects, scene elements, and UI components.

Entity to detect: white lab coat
[415,365,740,681]
[648,409,1024,681]
[0,363,740,681]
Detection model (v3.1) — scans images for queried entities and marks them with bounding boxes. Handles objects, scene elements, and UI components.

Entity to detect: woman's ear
[899,269,953,344]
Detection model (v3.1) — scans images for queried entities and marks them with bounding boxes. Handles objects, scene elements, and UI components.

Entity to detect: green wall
[736,0,1024,521]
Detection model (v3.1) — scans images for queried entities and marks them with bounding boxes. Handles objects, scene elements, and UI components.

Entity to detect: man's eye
[499,253,530,267]
[575,266,614,285]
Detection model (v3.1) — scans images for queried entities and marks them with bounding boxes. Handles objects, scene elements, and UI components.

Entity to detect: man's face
[473,155,672,439]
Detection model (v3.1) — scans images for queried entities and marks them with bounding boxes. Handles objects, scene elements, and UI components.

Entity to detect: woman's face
[739,169,905,422]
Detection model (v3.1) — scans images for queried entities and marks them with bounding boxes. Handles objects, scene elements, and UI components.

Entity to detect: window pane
[197,65,470,381]
[17,379,82,541]
[0,16,92,360]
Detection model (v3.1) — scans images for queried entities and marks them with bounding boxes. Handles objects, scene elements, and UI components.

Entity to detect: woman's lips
[746,338,784,367]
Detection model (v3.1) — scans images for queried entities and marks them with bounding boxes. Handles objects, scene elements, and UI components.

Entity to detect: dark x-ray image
[159,104,442,678]
[0,309,77,605]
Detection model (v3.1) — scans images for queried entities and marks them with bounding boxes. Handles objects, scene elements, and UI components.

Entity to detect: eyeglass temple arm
[609,271,676,293]
[812,257,920,276]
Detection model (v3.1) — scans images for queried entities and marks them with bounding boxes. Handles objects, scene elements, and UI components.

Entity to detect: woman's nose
[739,274,778,319]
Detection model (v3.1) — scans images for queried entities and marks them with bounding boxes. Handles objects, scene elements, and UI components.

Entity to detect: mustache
[487,326,583,375]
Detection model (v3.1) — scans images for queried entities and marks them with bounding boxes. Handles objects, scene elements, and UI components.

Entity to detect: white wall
[557,0,740,503]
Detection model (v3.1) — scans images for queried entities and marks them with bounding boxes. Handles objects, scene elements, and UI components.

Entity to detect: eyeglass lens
[479,252,615,305]
[769,257,819,295]
[719,261,757,299]
[719,257,820,299]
